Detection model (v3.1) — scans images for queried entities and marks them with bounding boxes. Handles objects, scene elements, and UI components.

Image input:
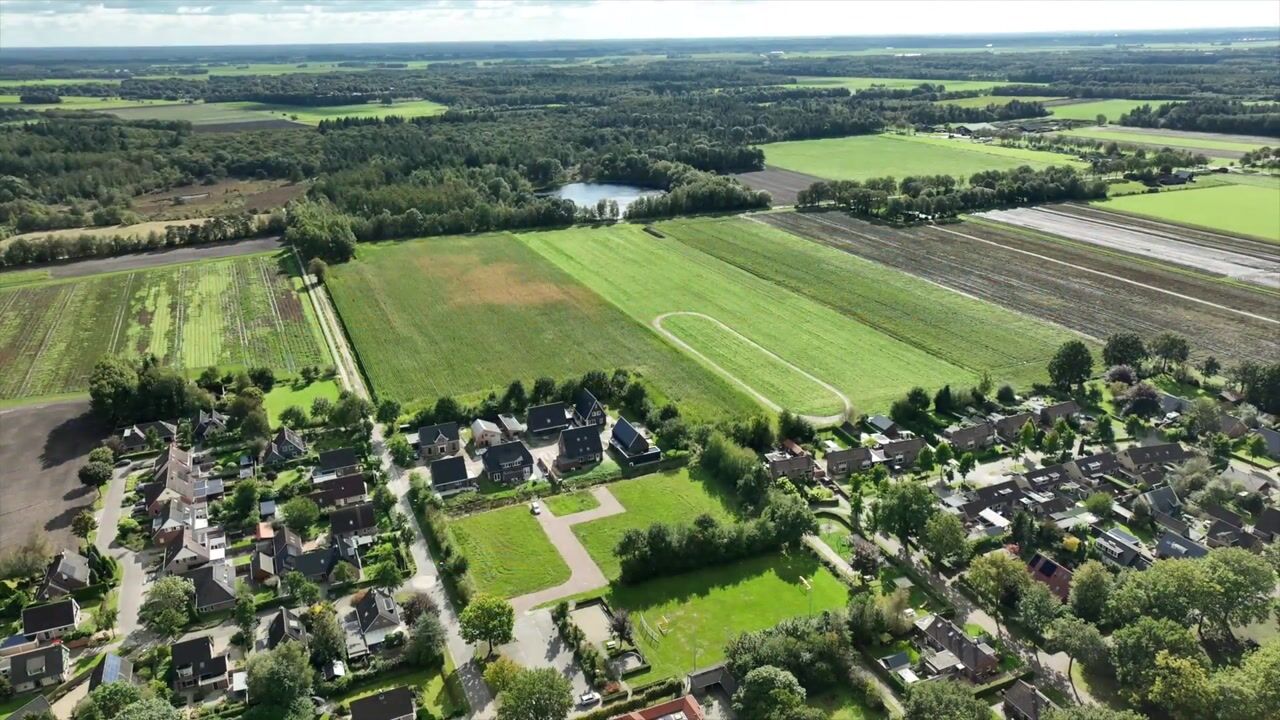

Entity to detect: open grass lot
[606,553,850,684]
[544,490,601,516]
[1093,184,1280,242]
[667,217,1071,388]
[0,252,330,401]
[784,76,1030,93]
[263,379,341,427]
[1046,98,1161,121]
[2,217,217,248]
[759,133,1081,182]
[325,232,755,420]
[450,504,571,598]
[333,656,466,718]
[524,221,985,415]
[222,99,447,124]
[572,467,741,582]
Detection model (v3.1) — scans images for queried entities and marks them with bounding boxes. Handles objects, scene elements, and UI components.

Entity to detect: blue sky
[1,1,1276,48]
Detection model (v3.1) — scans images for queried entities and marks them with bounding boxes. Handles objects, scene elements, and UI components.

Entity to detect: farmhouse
[1027,553,1072,602]
[267,607,308,649]
[180,561,237,613]
[943,421,994,451]
[416,422,460,459]
[119,420,177,453]
[557,425,603,470]
[470,418,503,449]
[350,687,416,720]
[765,442,816,482]
[317,447,361,477]
[192,409,229,443]
[430,456,476,497]
[355,589,403,650]
[89,653,133,690]
[574,388,607,427]
[526,402,571,437]
[825,446,877,479]
[171,636,230,692]
[22,598,81,641]
[262,426,308,465]
[610,417,662,466]
[6,645,70,693]
[38,550,91,600]
[482,440,535,483]
[308,473,369,508]
[916,615,997,681]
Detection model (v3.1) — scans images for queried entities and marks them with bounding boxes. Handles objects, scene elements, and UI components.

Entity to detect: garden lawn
[263,379,341,426]
[544,491,600,516]
[334,657,466,718]
[523,222,980,415]
[606,553,850,684]
[806,686,888,720]
[759,133,1081,181]
[1047,99,1163,122]
[664,217,1070,388]
[326,232,756,421]
[451,504,570,598]
[571,467,741,582]
[1094,184,1280,241]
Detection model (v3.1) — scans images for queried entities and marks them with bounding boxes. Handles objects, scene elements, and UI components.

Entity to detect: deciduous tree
[1068,560,1112,623]
[496,667,572,720]
[460,594,514,657]
[1046,617,1108,703]
[140,576,194,639]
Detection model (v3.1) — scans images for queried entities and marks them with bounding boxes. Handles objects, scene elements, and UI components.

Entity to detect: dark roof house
[1119,443,1194,472]
[7,645,69,693]
[918,615,997,680]
[558,424,603,467]
[526,402,570,436]
[1004,679,1056,720]
[180,561,236,612]
[429,456,475,496]
[171,636,229,691]
[39,549,91,599]
[1039,401,1080,427]
[350,687,416,720]
[611,417,662,466]
[192,409,229,441]
[866,415,899,437]
[268,607,309,649]
[22,598,80,640]
[573,388,606,427]
[262,426,307,465]
[356,589,402,635]
[318,447,360,475]
[1027,553,1073,602]
[481,440,535,483]
[309,473,369,508]
[89,653,134,690]
[330,502,378,537]
[995,412,1035,442]
[1155,530,1208,559]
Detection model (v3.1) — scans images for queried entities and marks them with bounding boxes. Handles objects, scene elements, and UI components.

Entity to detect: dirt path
[510,486,626,614]
[651,311,850,426]
[295,248,369,400]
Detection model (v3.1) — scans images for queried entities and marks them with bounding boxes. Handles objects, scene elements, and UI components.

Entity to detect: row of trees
[1120,99,1280,137]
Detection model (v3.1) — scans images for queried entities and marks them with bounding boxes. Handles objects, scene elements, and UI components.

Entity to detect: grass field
[760,133,1082,181]
[784,76,1031,93]
[544,490,601,516]
[1094,184,1280,240]
[223,99,447,124]
[1057,126,1270,153]
[940,94,1063,108]
[104,102,286,125]
[263,379,340,427]
[666,218,1070,388]
[325,232,756,420]
[1046,99,1159,122]
[450,504,571,598]
[523,222,986,415]
[0,252,330,402]
[0,95,159,110]
[606,553,849,683]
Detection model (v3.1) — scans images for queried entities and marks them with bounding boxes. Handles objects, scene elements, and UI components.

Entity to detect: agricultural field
[783,76,1032,93]
[940,94,1063,108]
[762,211,1279,366]
[449,504,571,598]
[325,232,756,420]
[0,94,159,110]
[604,553,849,684]
[759,133,1082,182]
[571,468,742,582]
[221,98,448,124]
[0,252,330,402]
[523,222,989,415]
[1045,98,1159,122]
[666,217,1072,388]
[3,217,216,248]
[1056,125,1270,158]
[102,101,302,126]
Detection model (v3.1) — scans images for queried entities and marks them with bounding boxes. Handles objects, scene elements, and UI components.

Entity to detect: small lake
[546,182,665,214]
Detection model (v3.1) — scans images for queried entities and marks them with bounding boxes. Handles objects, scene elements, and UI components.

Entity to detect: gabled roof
[920,615,997,673]
[294,547,338,579]
[268,607,308,649]
[470,418,500,435]
[417,422,459,444]
[171,635,226,678]
[22,598,77,635]
[45,550,91,588]
[575,388,603,420]
[1027,553,1072,597]
[356,589,401,634]
[1122,442,1193,467]
[164,528,210,568]
[350,687,416,720]
[1138,486,1181,516]
[1155,530,1208,559]
[272,426,307,453]
[272,526,303,560]
[181,562,236,609]
[1254,506,1280,537]
[89,653,133,690]
[8,645,67,686]
[1253,427,1280,457]
[318,447,359,472]
[1023,464,1069,487]
[995,412,1035,438]
[1040,400,1080,423]
[194,409,228,434]
[310,473,368,506]
[429,456,471,489]
[526,402,570,433]
[481,440,533,473]
[1203,504,1243,529]
[1069,452,1120,479]
[611,417,647,453]
[8,695,53,720]
[331,502,378,535]
[944,421,993,443]
[1004,679,1055,720]
[866,415,897,433]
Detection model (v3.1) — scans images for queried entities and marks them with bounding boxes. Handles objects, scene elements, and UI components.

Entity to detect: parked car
[530,501,541,515]
[578,691,601,706]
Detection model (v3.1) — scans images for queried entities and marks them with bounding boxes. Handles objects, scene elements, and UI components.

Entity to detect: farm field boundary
[1084,185,1280,245]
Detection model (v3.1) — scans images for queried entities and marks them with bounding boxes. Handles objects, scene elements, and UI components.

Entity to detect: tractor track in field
[106,272,135,355]
[256,256,294,372]
[651,311,850,426]
[16,283,78,398]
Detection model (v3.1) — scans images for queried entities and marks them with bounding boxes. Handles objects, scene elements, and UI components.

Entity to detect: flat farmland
[784,76,1031,93]
[762,211,1279,365]
[0,252,329,402]
[103,102,304,126]
[760,133,1082,182]
[1056,126,1268,159]
[666,217,1073,387]
[1045,98,1161,122]
[1092,184,1280,242]
[731,167,828,206]
[521,222,978,415]
[940,95,1063,107]
[324,233,756,420]
[0,95,160,111]
[222,99,447,124]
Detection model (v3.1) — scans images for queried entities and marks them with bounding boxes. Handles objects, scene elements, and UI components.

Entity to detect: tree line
[1120,99,1280,137]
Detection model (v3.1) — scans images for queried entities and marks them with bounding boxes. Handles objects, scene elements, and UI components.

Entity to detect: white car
[578,691,601,706]
[530,501,541,515]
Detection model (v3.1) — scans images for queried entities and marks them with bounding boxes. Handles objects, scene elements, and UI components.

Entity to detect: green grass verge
[544,490,601,516]
[263,379,341,427]
[451,504,570,598]
[1092,183,1280,241]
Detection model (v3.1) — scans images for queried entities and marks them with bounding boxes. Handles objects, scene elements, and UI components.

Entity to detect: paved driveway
[509,486,624,613]
[499,609,590,697]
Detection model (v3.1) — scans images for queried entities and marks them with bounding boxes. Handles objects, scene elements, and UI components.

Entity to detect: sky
[0,0,1277,48]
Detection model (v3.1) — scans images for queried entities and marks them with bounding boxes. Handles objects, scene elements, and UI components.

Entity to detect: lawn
[571,467,741,582]
[450,504,570,598]
[263,379,341,426]
[326,232,756,420]
[1058,126,1270,153]
[334,657,466,718]
[1094,184,1280,241]
[604,553,850,683]
[523,221,985,415]
[759,133,1082,182]
[0,252,330,402]
[544,490,600,516]
[784,76,1030,94]
[664,217,1071,388]
[806,685,888,720]
[818,520,852,557]
[1047,98,1163,122]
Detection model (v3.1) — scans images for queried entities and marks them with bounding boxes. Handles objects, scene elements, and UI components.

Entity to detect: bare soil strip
[1054,203,1280,259]
[732,167,829,206]
[761,211,1279,365]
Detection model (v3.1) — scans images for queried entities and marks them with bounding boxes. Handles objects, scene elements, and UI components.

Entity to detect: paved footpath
[510,486,624,614]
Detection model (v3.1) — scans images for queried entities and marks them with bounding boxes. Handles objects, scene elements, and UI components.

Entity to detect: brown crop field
[762,211,1280,366]
[732,167,828,206]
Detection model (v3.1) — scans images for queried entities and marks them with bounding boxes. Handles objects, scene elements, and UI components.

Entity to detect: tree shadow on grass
[40,408,107,470]
[606,552,833,612]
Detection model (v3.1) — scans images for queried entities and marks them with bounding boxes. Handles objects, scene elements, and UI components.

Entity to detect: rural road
[651,311,851,426]
[510,485,625,614]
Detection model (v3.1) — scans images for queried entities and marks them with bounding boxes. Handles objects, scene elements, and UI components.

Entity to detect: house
[38,550,91,600]
[261,426,307,466]
[610,417,662,466]
[995,412,1035,443]
[180,562,236,613]
[1253,506,1280,542]
[1137,485,1182,517]
[573,388,606,427]
[917,615,998,680]
[7,696,53,720]
[7,645,69,693]
[152,499,208,546]
[1204,504,1244,530]
[416,422,461,460]
[481,440,535,483]
[881,436,926,470]
[1219,414,1249,440]
[1219,388,1244,405]
[164,528,213,575]
[1118,442,1194,475]
[1026,553,1072,602]
[308,473,369,508]
[1095,528,1149,569]
[1039,401,1080,427]
[330,502,379,543]
[557,425,603,470]
[1066,452,1121,484]
[1022,464,1070,492]
[89,653,133,690]
[171,636,230,692]
[21,598,80,641]
[429,456,476,497]
[119,420,177,453]
[616,695,705,720]
[944,421,994,452]
[317,448,360,477]
[470,418,503,449]
[254,526,301,582]
[267,607,308,649]
[765,443,816,483]
[526,402,570,437]
[1221,466,1272,498]
[192,409,229,443]
[825,446,878,479]
[497,414,525,439]
[865,414,899,438]
[350,687,416,720]
[1155,530,1208,560]
[958,479,1030,521]
[355,589,403,649]
[1250,427,1280,459]
[293,547,339,581]
[1004,679,1056,720]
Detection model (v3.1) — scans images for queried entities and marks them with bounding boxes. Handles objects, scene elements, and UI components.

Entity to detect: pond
[546,182,664,215]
